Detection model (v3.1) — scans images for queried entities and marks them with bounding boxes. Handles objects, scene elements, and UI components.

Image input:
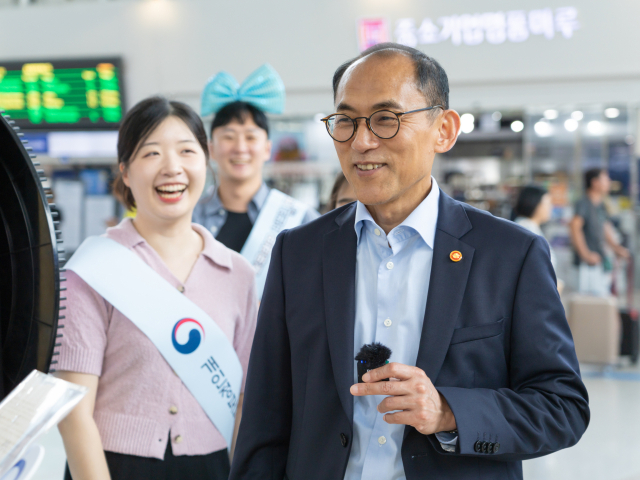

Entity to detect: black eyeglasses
[320,106,443,142]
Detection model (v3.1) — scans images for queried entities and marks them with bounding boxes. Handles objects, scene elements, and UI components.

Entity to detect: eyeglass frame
[320,105,444,143]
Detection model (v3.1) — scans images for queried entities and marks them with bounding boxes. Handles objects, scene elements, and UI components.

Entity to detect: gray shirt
[574,196,608,263]
[192,182,320,238]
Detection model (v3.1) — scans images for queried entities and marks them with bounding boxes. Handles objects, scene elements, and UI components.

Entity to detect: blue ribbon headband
[201,64,286,117]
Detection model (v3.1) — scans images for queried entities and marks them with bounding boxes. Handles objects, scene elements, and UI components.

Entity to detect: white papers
[0,371,87,477]
[0,444,44,480]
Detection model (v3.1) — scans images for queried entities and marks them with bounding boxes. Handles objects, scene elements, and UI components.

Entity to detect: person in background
[54,97,257,480]
[193,64,318,254]
[570,168,629,296]
[326,172,356,211]
[513,185,564,293]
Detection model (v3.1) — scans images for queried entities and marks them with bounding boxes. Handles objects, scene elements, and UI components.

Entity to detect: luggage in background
[616,256,639,364]
[568,295,620,365]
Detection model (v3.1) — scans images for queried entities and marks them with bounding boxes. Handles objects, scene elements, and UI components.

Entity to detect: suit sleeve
[230,232,292,479]
[434,236,590,461]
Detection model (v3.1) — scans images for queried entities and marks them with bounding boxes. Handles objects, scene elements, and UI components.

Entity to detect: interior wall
[1,0,639,115]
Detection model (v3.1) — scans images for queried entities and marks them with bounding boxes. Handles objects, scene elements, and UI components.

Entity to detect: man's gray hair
[332,43,450,110]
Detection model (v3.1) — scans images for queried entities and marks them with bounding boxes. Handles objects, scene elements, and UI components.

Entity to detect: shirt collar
[354,177,440,249]
[203,182,270,214]
[107,218,233,270]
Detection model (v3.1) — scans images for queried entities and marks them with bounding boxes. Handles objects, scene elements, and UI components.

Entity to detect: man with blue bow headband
[193,64,319,299]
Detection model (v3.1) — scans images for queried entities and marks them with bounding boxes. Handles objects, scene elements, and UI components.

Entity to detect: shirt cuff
[435,431,458,453]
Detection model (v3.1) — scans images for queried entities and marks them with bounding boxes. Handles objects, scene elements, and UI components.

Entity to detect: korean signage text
[395,7,579,48]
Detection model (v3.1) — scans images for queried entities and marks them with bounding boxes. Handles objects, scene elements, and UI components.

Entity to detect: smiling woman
[52,97,258,480]
[113,97,209,213]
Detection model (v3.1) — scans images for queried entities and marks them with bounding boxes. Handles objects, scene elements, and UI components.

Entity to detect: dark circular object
[487,443,494,454]
[493,443,500,454]
[474,440,483,453]
[481,441,489,453]
[340,433,348,448]
[0,110,62,400]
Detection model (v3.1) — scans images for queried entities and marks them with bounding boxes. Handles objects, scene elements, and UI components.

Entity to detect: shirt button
[210,226,218,235]
[169,405,178,415]
[378,436,387,445]
[177,285,185,293]
[218,209,225,215]
[386,261,394,270]
[174,435,183,444]
[384,318,392,327]
[374,228,381,236]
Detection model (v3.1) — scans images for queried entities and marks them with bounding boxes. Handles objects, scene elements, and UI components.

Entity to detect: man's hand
[614,245,630,260]
[350,362,456,435]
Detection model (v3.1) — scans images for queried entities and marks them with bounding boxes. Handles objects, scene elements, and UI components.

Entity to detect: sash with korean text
[240,189,308,299]
[65,236,241,447]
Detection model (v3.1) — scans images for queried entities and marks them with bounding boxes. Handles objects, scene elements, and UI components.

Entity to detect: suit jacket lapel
[416,192,475,383]
[323,205,358,424]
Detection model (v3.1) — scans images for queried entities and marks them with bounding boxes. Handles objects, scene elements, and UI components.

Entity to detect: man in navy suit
[230,43,589,480]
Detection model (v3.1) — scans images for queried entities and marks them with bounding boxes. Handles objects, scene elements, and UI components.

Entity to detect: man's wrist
[437,393,457,432]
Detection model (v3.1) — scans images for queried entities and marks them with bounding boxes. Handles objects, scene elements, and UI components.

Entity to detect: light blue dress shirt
[344,178,453,480]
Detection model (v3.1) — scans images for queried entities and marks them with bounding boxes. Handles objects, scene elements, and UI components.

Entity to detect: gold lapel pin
[450,250,462,262]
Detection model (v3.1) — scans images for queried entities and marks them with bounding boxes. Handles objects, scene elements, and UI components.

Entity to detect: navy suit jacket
[230,190,590,480]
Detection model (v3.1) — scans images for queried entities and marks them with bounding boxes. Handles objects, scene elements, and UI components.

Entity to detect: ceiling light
[461,113,475,124]
[460,122,475,134]
[510,120,524,132]
[587,120,604,135]
[571,111,583,121]
[564,119,578,132]
[604,108,620,119]
[543,109,558,120]
[460,113,475,134]
[534,121,553,137]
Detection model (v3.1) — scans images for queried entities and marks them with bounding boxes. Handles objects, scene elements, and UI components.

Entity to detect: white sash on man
[65,236,242,447]
[240,189,308,299]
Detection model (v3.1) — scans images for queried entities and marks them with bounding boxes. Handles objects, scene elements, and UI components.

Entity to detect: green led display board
[0,58,124,130]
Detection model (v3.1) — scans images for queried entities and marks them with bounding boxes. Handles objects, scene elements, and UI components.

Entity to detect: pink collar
[106,218,233,270]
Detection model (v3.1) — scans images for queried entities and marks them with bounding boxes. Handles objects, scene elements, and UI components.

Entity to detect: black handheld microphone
[355,342,392,383]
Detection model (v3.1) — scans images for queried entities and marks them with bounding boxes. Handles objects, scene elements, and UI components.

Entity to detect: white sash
[65,236,242,447]
[240,189,308,299]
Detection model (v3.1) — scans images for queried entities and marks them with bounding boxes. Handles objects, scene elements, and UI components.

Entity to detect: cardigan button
[174,435,183,444]
[169,405,178,415]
